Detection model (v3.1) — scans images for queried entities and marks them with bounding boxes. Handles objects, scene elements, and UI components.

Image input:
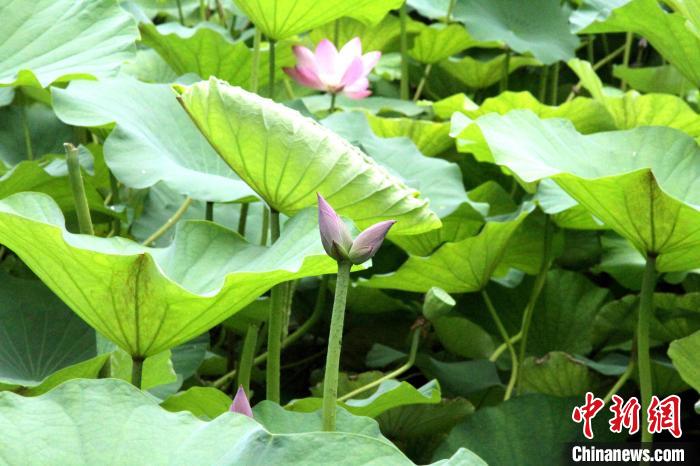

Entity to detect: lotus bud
[317,194,396,265]
[230,385,253,418]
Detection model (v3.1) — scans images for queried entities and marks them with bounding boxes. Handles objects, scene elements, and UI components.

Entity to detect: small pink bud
[348,220,396,264]
[230,385,253,418]
[317,193,353,262]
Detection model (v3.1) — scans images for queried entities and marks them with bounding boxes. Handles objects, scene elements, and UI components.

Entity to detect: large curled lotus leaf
[582,0,700,87]
[409,24,499,64]
[362,204,533,292]
[0,192,345,357]
[475,110,700,272]
[176,78,440,235]
[232,0,403,40]
[668,330,700,392]
[139,22,294,92]
[0,272,107,389]
[0,378,478,465]
[287,380,441,419]
[0,0,138,88]
[52,78,255,203]
[455,0,579,64]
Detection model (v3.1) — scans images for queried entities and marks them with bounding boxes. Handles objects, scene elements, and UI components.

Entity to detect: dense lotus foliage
[0,0,699,464]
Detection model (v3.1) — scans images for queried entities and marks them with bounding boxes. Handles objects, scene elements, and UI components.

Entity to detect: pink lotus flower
[284,38,380,99]
[230,385,253,418]
[317,193,395,264]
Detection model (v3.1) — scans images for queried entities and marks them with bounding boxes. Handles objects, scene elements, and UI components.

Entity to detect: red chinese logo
[609,395,640,435]
[572,392,605,439]
[648,395,682,438]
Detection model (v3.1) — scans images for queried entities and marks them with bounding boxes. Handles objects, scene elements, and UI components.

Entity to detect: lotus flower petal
[230,385,253,417]
[318,193,353,261]
[348,220,396,264]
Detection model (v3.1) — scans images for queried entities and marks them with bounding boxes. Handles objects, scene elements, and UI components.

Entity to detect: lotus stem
[500,49,511,93]
[339,326,420,402]
[621,32,633,90]
[549,62,560,105]
[489,331,522,362]
[205,201,214,221]
[237,323,260,394]
[214,0,226,27]
[268,39,276,99]
[445,0,456,22]
[399,3,409,100]
[322,260,352,431]
[482,290,518,400]
[141,196,193,246]
[413,64,432,102]
[109,171,121,234]
[198,0,206,21]
[64,143,94,236]
[587,34,595,63]
[260,206,269,245]
[516,216,552,394]
[638,254,657,443]
[538,66,548,103]
[329,93,337,113]
[250,29,262,93]
[175,0,185,25]
[565,44,626,102]
[603,358,635,404]
[131,356,144,389]
[237,203,249,236]
[19,95,33,161]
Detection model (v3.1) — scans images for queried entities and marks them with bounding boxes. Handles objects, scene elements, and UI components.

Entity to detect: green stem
[19,95,33,161]
[250,29,262,93]
[175,0,185,25]
[565,44,626,102]
[141,197,193,245]
[237,323,259,394]
[515,216,552,394]
[412,63,432,102]
[500,49,511,93]
[214,0,226,27]
[445,0,457,22]
[238,203,249,236]
[260,206,269,245]
[322,260,352,431]
[339,327,421,402]
[329,93,337,113]
[65,143,94,235]
[638,254,657,443]
[538,66,548,103]
[587,34,595,64]
[268,39,276,99]
[482,290,518,400]
[205,201,214,221]
[265,209,284,402]
[199,0,206,21]
[131,356,144,389]
[399,3,409,100]
[489,331,522,362]
[621,32,633,91]
[549,62,560,105]
[603,358,635,404]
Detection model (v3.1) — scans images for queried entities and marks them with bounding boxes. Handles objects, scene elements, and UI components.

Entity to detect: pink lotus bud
[283,37,380,99]
[317,194,396,264]
[348,220,396,264]
[317,193,353,262]
[230,385,253,418]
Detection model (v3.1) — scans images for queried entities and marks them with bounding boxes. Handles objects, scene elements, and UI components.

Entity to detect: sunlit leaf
[668,330,700,392]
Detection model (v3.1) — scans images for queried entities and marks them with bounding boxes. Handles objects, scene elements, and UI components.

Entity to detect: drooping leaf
[475,110,700,271]
[0,192,346,356]
[668,330,700,392]
[53,78,255,203]
[362,205,533,292]
[0,378,476,465]
[409,24,499,64]
[161,386,232,420]
[455,0,579,64]
[232,0,403,40]
[176,78,440,235]
[0,0,138,88]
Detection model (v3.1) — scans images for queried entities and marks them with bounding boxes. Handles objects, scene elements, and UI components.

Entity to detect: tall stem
[621,32,633,90]
[329,93,337,113]
[603,358,635,404]
[65,143,94,235]
[141,197,192,245]
[250,29,262,93]
[482,290,518,400]
[214,0,226,27]
[500,49,511,93]
[413,64,432,102]
[175,0,185,25]
[268,39,276,99]
[322,260,352,431]
[238,203,249,236]
[515,216,552,393]
[260,206,269,245]
[638,254,657,443]
[399,3,409,100]
[265,209,284,402]
[19,95,33,161]
[586,34,595,64]
[205,201,214,221]
[538,66,548,103]
[131,356,144,389]
[237,323,259,394]
[549,62,560,105]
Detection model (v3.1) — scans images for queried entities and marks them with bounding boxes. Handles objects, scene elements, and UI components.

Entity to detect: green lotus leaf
[0,192,345,357]
[668,329,700,392]
[433,316,495,359]
[0,272,107,389]
[176,78,440,235]
[52,78,255,202]
[362,204,533,292]
[120,48,180,83]
[0,0,138,88]
[612,65,695,95]
[310,15,423,54]
[365,114,452,157]
[0,378,477,465]
[140,22,294,92]
[415,356,502,397]
[456,0,579,64]
[583,0,700,86]
[0,102,72,164]
[233,0,403,40]
[161,386,232,420]
[475,110,700,272]
[431,55,540,94]
[302,94,427,117]
[409,24,499,64]
[287,380,441,419]
[520,352,601,397]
